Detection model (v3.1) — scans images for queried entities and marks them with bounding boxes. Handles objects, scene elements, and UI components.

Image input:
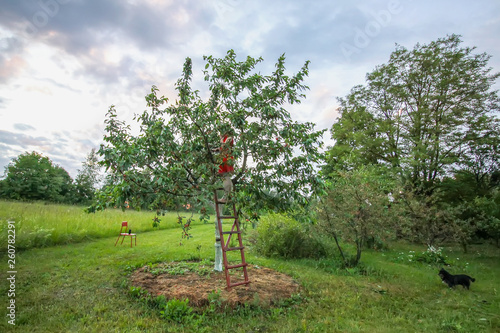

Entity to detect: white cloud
[0,0,499,178]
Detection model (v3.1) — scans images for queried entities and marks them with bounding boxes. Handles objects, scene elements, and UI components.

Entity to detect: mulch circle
[130,261,301,308]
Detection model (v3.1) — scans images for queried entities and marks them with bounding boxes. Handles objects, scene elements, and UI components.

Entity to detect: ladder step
[222,231,241,235]
[225,246,244,251]
[229,280,250,288]
[227,263,248,269]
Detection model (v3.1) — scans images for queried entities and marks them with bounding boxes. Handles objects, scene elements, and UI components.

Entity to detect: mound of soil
[130,262,300,308]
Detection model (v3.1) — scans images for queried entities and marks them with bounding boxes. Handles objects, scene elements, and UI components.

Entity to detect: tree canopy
[0,151,74,203]
[324,35,500,193]
[95,50,325,219]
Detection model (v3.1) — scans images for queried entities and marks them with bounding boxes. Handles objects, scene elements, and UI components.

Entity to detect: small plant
[251,292,261,307]
[440,318,464,332]
[145,262,159,271]
[129,286,148,298]
[160,298,194,323]
[151,265,188,276]
[152,214,161,228]
[188,244,203,261]
[273,293,306,310]
[177,213,193,242]
[207,290,222,312]
[124,263,143,273]
[152,295,167,309]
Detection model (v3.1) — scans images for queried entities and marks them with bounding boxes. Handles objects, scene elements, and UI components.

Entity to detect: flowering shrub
[414,246,449,265]
[394,246,449,265]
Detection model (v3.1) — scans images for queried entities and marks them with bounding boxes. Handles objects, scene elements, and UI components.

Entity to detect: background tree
[317,165,396,267]
[393,190,457,247]
[74,148,102,205]
[475,190,500,247]
[457,129,500,193]
[325,35,500,194]
[0,151,74,203]
[323,89,387,173]
[94,50,325,268]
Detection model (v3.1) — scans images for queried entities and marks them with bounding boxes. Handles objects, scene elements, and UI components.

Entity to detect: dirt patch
[130,261,301,308]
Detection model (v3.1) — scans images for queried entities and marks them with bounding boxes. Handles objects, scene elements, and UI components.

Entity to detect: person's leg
[222,173,232,196]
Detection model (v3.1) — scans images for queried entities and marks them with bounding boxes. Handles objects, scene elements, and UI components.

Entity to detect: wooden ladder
[214,189,250,290]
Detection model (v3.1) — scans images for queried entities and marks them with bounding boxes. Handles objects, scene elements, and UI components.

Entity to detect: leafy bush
[251,213,327,259]
[317,165,396,267]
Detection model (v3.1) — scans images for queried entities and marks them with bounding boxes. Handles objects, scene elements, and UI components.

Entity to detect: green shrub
[160,298,194,323]
[252,213,327,259]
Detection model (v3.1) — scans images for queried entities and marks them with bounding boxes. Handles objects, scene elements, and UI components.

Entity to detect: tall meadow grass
[0,200,204,250]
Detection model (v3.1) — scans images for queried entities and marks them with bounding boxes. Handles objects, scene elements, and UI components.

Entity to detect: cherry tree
[94,50,324,269]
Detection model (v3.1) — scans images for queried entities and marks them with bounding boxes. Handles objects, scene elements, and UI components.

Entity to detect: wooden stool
[115,221,137,247]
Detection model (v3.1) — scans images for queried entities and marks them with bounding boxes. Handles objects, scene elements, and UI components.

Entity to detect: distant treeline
[0,151,99,205]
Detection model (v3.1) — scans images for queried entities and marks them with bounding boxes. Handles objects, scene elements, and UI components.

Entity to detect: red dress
[218,135,234,174]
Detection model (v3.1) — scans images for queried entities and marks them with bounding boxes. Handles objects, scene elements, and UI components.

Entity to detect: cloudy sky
[1,0,499,178]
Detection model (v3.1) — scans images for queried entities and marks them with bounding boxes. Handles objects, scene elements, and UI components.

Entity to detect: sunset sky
[1,0,499,178]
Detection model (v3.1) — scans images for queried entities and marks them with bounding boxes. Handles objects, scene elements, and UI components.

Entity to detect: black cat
[438,268,476,290]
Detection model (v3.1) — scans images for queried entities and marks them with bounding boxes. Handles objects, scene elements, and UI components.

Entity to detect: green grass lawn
[0,203,499,332]
[0,200,200,250]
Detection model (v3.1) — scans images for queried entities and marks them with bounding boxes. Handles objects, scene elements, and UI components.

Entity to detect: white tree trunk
[214,174,232,272]
[214,203,223,271]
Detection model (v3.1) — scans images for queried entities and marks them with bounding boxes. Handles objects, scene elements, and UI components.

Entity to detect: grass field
[0,200,200,250]
[0,201,499,332]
